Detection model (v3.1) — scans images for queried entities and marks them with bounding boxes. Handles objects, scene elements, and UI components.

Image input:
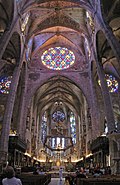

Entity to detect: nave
[0,0,120,177]
[49,178,65,185]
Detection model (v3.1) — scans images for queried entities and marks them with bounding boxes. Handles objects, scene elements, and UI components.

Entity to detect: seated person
[93,168,103,177]
[2,166,22,185]
[65,176,71,185]
[38,168,45,175]
[33,168,39,175]
[76,167,86,178]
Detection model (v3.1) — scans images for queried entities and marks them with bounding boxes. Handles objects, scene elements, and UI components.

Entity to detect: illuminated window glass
[41,112,47,143]
[70,112,76,144]
[41,47,75,70]
[26,38,33,61]
[98,74,118,93]
[62,138,65,148]
[52,110,65,123]
[52,138,56,148]
[51,137,65,149]
[0,76,12,94]
[21,13,29,32]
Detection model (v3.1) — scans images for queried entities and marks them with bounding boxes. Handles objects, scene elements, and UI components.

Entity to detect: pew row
[76,177,120,185]
[0,173,51,185]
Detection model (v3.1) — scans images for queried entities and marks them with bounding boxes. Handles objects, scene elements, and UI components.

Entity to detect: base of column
[0,151,8,173]
[108,133,120,174]
[113,158,120,174]
[0,151,8,164]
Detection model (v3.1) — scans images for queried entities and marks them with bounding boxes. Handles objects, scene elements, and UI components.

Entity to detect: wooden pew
[19,174,51,185]
[76,177,120,185]
[0,173,51,185]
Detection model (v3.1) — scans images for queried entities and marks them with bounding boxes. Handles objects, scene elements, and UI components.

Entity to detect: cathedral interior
[0,0,120,175]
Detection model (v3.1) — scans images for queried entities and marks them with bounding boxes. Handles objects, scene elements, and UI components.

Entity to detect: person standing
[2,166,22,185]
[59,167,63,181]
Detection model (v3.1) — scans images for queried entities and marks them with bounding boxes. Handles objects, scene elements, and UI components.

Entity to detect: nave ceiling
[0,0,120,141]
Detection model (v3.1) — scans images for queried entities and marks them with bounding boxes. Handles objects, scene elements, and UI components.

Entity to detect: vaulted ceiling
[0,0,120,117]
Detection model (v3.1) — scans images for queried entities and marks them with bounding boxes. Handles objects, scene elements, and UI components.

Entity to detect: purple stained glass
[41,47,75,70]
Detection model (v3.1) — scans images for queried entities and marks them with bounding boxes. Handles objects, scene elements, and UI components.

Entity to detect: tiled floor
[49,178,65,185]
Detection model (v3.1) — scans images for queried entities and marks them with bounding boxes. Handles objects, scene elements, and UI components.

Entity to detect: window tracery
[41,47,75,70]
[0,76,12,94]
[21,13,30,33]
[86,11,95,33]
[52,110,65,123]
[70,112,76,144]
[41,112,47,143]
[98,74,118,93]
[26,38,33,61]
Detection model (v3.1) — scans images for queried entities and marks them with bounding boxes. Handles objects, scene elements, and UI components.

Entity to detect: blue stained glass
[70,112,76,144]
[98,74,118,93]
[105,74,118,92]
[41,113,47,143]
[52,110,65,123]
[26,38,33,61]
[0,76,12,94]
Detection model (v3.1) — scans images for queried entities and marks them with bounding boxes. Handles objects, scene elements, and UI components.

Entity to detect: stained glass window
[70,112,76,144]
[21,13,29,32]
[52,110,65,123]
[51,137,65,149]
[41,112,47,143]
[41,47,75,70]
[98,74,118,93]
[0,76,12,94]
[26,38,33,61]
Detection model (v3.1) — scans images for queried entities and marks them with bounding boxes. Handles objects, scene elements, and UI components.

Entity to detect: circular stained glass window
[0,76,12,94]
[52,110,65,123]
[98,74,118,93]
[41,47,75,70]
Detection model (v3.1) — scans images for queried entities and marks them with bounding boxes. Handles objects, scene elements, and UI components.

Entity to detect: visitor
[33,168,39,175]
[64,176,70,185]
[93,167,103,177]
[38,168,45,175]
[2,166,22,185]
[59,167,63,181]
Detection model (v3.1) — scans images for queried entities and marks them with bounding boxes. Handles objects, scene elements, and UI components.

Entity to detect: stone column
[89,0,120,62]
[97,14,120,62]
[17,63,28,140]
[89,70,101,138]
[0,17,19,61]
[75,115,79,145]
[92,48,117,173]
[0,64,22,165]
[117,118,120,133]
[93,48,115,133]
[47,111,51,136]
[108,134,120,174]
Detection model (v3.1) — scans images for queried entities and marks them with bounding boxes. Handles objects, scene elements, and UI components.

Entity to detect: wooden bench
[0,173,51,185]
[76,178,120,185]
[19,174,51,185]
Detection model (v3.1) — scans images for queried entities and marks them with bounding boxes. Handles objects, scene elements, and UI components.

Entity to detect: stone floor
[49,178,65,185]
